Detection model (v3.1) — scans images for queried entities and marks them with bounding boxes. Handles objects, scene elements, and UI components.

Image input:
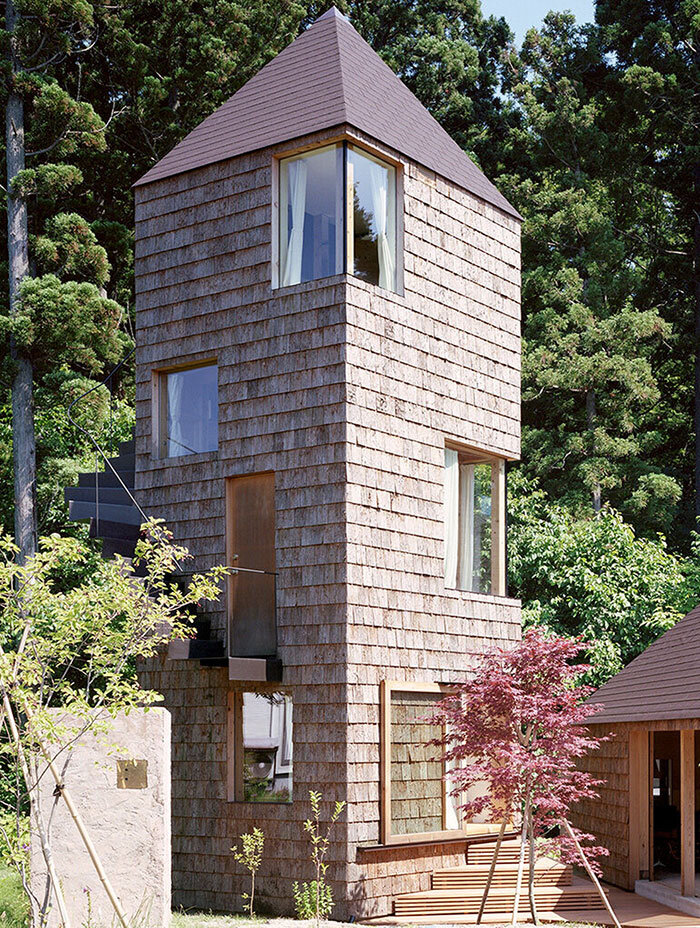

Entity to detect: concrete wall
[134,124,521,918]
[31,709,170,928]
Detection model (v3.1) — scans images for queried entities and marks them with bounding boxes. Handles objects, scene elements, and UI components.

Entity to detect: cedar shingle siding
[134,12,521,918]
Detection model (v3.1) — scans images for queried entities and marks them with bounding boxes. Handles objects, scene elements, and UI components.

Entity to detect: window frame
[444,443,507,597]
[152,358,218,460]
[273,137,402,293]
[379,681,505,845]
[227,687,293,804]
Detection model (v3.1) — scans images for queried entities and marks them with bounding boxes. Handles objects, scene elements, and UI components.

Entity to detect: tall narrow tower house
[83,7,522,918]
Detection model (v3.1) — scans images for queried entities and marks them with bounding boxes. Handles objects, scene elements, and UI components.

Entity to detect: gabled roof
[135,7,519,220]
[587,602,700,724]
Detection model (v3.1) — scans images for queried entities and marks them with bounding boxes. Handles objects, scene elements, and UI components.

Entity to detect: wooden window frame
[272,136,402,293]
[227,687,293,804]
[380,680,506,845]
[151,358,218,460]
[444,442,507,597]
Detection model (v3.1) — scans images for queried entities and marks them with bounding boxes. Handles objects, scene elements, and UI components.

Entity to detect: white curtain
[444,449,459,587]
[459,462,475,592]
[282,158,308,287]
[167,372,185,457]
[368,160,394,290]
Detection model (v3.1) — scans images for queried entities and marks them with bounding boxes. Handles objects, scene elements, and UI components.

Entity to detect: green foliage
[231,828,265,917]
[292,880,333,921]
[0,861,28,928]
[508,475,700,683]
[7,274,127,373]
[296,790,345,926]
[501,13,681,529]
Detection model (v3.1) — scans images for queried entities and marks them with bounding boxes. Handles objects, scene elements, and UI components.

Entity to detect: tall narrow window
[228,690,293,803]
[347,147,396,290]
[158,363,218,457]
[444,448,506,595]
[278,142,398,292]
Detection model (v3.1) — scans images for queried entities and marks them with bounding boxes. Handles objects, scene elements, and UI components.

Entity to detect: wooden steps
[392,840,606,919]
[432,860,573,890]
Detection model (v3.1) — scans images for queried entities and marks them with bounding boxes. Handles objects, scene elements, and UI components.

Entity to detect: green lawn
[0,863,28,928]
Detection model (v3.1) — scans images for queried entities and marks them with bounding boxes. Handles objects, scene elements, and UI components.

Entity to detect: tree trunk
[5,0,36,561]
[586,388,602,514]
[694,164,700,526]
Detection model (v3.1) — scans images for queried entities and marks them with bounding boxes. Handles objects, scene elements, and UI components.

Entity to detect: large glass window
[159,363,218,458]
[444,448,506,595]
[278,142,398,292]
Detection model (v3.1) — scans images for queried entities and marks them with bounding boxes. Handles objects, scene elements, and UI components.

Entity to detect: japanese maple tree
[432,629,613,925]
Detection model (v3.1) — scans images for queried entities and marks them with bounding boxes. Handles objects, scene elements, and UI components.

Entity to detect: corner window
[158,363,218,458]
[228,690,293,803]
[444,447,506,595]
[278,142,398,292]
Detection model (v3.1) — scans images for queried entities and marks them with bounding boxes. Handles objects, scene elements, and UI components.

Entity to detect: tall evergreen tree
[2,0,132,556]
[595,0,700,528]
[502,13,680,529]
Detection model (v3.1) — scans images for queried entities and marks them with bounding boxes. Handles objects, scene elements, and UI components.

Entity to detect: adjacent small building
[68,7,522,918]
[574,602,700,914]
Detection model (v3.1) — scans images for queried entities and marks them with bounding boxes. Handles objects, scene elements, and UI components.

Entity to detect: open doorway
[652,731,681,880]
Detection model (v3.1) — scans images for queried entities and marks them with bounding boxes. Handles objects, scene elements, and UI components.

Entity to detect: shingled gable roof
[587,601,700,724]
[134,7,519,219]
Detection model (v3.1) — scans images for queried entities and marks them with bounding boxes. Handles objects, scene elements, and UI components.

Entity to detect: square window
[158,363,218,458]
[277,142,398,292]
[444,447,506,595]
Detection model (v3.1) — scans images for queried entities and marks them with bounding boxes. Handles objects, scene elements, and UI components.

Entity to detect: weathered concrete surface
[31,708,171,928]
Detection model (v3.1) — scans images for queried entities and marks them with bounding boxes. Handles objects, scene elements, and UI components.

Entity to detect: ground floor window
[380,681,500,844]
[228,690,293,803]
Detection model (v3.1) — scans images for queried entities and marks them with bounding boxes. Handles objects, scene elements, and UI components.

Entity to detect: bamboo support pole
[527,807,539,926]
[477,820,507,924]
[2,695,71,928]
[511,813,529,926]
[560,818,622,928]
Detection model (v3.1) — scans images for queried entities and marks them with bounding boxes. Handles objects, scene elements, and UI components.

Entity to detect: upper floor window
[158,362,218,458]
[278,142,398,292]
[444,447,506,596]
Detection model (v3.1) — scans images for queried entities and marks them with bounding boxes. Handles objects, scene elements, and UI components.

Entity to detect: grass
[0,862,28,928]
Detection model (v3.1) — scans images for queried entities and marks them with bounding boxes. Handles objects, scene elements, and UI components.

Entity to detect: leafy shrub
[292,880,333,921]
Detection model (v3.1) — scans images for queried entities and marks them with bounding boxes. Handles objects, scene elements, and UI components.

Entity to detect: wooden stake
[477,820,507,924]
[527,806,539,926]
[511,812,528,926]
[560,818,622,928]
[2,698,71,928]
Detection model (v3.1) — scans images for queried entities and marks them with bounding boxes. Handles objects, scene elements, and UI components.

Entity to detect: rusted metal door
[226,472,277,657]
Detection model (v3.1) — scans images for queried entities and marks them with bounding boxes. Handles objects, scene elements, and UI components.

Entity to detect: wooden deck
[366,883,700,927]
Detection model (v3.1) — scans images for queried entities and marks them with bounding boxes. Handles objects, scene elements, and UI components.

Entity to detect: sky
[480,0,595,44]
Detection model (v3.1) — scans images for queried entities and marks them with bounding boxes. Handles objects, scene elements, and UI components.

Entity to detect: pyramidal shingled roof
[135,7,519,219]
[587,601,700,724]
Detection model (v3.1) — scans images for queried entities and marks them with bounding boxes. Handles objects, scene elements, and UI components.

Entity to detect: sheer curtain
[167,372,185,457]
[444,449,459,587]
[459,462,475,592]
[282,159,308,287]
[368,160,395,290]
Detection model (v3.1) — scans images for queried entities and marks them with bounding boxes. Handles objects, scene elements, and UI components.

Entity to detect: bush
[292,880,333,921]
